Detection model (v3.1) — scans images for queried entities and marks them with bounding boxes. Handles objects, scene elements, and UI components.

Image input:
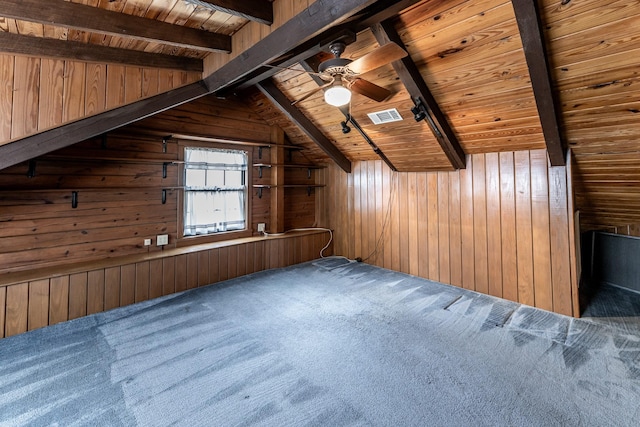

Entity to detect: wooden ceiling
[1,0,640,231]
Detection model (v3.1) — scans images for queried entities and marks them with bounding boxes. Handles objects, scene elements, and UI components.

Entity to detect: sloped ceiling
[1,0,640,230]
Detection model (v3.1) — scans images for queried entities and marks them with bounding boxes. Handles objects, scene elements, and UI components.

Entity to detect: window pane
[183,147,247,236]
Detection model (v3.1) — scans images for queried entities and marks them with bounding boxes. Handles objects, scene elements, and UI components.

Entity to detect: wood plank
[408,173,419,275]
[162,257,176,296]
[11,56,40,140]
[135,261,150,302]
[485,153,502,298]
[460,157,475,290]
[149,259,163,299]
[427,173,439,280]
[354,163,362,259]
[530,149,553,311]
[448,171,462,287]
[62,61,87,123]
[104,267,121,311]
[228,245,239,279]
[361,161,370,262]
[174,255,187,292]
[515,151,534,306]
[209,249,220,284]
[28,279,50,331]
[472,154,488,295]
[195,0,273,25]
[0,55,13,142]
[38,59,64,130]
[106,64,126,110]
[218,248,229,281]
[549,164,573,316]
[198,251,210,287]
[49,275,69,325]
[2,0,231,52]
[237,244,247,277]
[416,172,429,278]
[5,282,28,337]
[399,173,410,274]
[0,287,5,338]
[68,272,87,320]
[437,172,450,284]
[85,63,107,116]
[125,67,143,104]
[186,252,199,289]
[120,264,136,306]
[86,269,105,315]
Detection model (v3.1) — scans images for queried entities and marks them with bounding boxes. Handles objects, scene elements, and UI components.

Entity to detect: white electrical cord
[261,227,333,258]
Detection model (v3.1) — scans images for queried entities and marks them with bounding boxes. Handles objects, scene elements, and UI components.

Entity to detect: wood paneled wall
[0,53,201,145]
[323,150,579,316]
[0,95,319,274]
[0,233,331,338]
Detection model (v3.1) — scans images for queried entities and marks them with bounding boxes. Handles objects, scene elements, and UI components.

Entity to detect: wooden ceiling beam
[370,21,466,169]
[185,0,273,25]
[511,0,565,166]
[257,79,352,173]
[0,32,203,72]
[225,0,423,94]
[0,82,210,171]
[204,0,383,93]
[1,0,231,53]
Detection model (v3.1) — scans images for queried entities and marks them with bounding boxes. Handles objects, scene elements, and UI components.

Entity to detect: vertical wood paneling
[228,245,238,279]
[438,172,450,284]
[186,253,198,289]
[514,151,534,306]
[549,165,573,316]
[327,153,575,316]
[0,287,5,338]
[499,152,518,302]
[162,257,176,296]
[449,172,462,287]
[353,163,362,259]
[360,162,370,260]
[85,63,107,116]
[38,59,64,130]
[49,275,69,325]
[28,279,50,331]
[68,273,87,320]
[0,55,14,142]
[5,283,28,337]
[104,267,121,311]
[374,161,384,267]
[485,153,502,298]
[473,154,488,295]
[125,67,143,103]
[175,255,187,292]
[236,244,247,278]
[106,64,126,110]
[120,264,136,306]
[135,261,150,302]
[142,68,160,98]
[427,173,439,280]
[218,248,229,281]
[530,150,553,311]
[209,249,220,284]
[460,158,475,290]
[62,61,86,122]
[382,164,392,269]
[408,173,419,276]
[87,269,105,315]
[11,57,40,139]
[149,259,163,298]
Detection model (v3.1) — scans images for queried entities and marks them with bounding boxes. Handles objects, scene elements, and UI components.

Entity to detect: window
[183,147,248,237]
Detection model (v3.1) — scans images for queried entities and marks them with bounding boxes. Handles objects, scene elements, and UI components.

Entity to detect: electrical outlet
[157,234,169,246]
[257,223,266,233]
[144,238,152,246]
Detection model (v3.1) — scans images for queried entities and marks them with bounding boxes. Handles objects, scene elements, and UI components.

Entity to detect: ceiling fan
[293,40,408,107]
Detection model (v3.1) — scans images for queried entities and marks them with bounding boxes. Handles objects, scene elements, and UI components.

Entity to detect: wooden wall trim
[0,230,329,288]
[1,231,332,339]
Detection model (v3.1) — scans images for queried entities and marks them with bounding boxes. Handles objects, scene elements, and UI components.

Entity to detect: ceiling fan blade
[291,80,332,105]
[349,78,391,102]
[346,43,408,75]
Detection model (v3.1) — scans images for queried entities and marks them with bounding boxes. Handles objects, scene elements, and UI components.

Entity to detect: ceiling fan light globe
[325,86,351,107]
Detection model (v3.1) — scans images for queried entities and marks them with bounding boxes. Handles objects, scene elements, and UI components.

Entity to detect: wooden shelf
[253,163,324,178]
[252,184,325,198]
[40,155,182,165]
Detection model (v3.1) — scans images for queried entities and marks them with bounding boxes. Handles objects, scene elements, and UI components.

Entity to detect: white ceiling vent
[367,108,403,125]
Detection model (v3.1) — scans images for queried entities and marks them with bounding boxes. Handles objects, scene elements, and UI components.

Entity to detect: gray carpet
[2,257,640,426]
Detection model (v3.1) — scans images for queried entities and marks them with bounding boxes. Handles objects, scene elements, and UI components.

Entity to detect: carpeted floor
[1,257,640,426]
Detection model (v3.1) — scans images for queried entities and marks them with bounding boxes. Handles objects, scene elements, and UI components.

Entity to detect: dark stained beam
[0,32,203,72]
[2,0,231,53]
[257,79,352,173]
[0,82,210,171]
[511,0,565,166]
[184,0,273,25]
[226,0,423,93]
[370,20,466,170]
[204,0,387,93]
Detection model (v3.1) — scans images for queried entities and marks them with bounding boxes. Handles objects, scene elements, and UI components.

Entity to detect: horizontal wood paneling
[327,151,577,316]
[1,232,331,338]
